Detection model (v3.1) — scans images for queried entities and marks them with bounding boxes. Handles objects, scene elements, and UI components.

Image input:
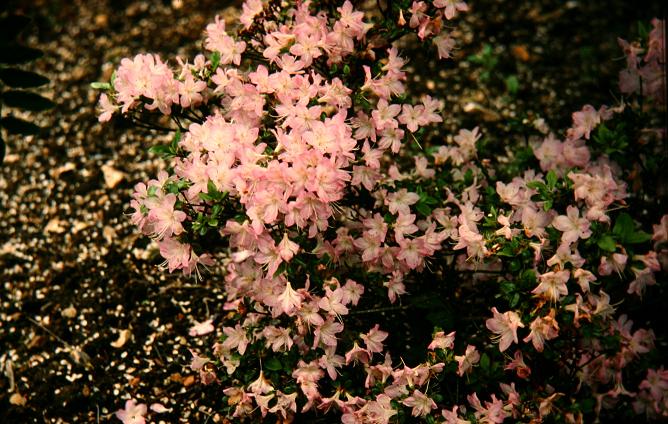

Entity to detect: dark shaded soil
[0,0,663,422]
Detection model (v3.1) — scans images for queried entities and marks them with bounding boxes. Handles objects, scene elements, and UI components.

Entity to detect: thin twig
[349,304,412,315]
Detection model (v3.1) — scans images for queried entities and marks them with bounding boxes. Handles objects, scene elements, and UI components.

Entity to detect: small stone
[101,163,125,189]
[511,45,530,62]
[27,334,46,350]
[9,392,26,406]
[51,162,77,179]
[182,375,196,387]
[61,306,77,319]
[103,226,116,244]
[72,221,90,233]
[3,153,19,164]
[110,329,131,348]
[45,218,66,234]
[169,373,183,383]
[94,14,108,27]
[462,102,501,122]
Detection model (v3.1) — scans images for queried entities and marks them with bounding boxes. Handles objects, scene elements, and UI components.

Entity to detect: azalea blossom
[115,399,147,424]
[485,307,524,352]
[403,389,437,417]
[455,345,480,376]
[552,205,591,245]
[189,319,214,337]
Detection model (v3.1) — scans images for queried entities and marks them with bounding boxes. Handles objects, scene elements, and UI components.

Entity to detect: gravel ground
[0,0,662,422]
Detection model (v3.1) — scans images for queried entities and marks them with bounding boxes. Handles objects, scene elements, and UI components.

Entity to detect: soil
[0,0,663,422]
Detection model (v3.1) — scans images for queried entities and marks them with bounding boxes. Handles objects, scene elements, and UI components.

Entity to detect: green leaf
[210,51,220,71]
[597,235,617,252]
[415,202,432,217]
[0,68,49,88]
[613,213,635,240]
[480,353,490,371]
[525,181,546,191]
[505,75,519,95]
[90,81,112,90]
[148,144,173,156]
[0,44,43,64]
[147,186,158,197]
[207,180,219,195]
[546,170,558,190]
[610,213,651,244]
[171,129,182,149]
[2,90,55,111]
[0,116,40,135]
[625,231,652,244]
[264,357,282,371]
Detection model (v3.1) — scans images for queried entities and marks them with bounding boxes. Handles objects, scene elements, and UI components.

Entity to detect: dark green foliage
[0,12,53,164]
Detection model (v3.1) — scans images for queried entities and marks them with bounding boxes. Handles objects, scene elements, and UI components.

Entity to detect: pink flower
[523,310,559,352]
[428,330,456,350]
[551,205,591,245]
[652,214,668,246]
[318,287,349,316]
[148,194,187,239]
[345,342,371,365]
[485,307,524,352]
[189,319,214,336]
[97,93,117,122]
[442,405,471,424]
[313,317,344,348]
[158,238,192,272]
[386,189,420,215]
[639,368,668,403]
[341,279,364,306]
[532,270,570,302]
[361,324,389,353]
[115,399,147,424]
[276,281,302,316]
[188,349,209,370]
[396,237,424,269]
[453,224,487,259]
[434,0,469,20]
[149,403,170,413]
[277,233,299,262]
[222,324,250,355]
[505,351,531,379]
[533,133,564,171]
[402,389,437,417]
[567,104,600,140]
[179,72,207,108]
[455,344,480,376]
[398,104,424,132]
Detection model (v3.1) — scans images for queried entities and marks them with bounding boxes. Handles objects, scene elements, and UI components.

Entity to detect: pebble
[101,163,125,189]
[182,375,196,387]
[9,392,26,406]
[111,329,132,348]
[45,218,67,234]
[61,306,77,319]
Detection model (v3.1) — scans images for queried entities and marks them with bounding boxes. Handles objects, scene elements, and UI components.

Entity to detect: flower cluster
[618,18,665,105]
[100,3,667,423]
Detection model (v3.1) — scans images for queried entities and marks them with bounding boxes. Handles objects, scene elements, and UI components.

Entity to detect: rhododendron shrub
[97,2,667,422]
